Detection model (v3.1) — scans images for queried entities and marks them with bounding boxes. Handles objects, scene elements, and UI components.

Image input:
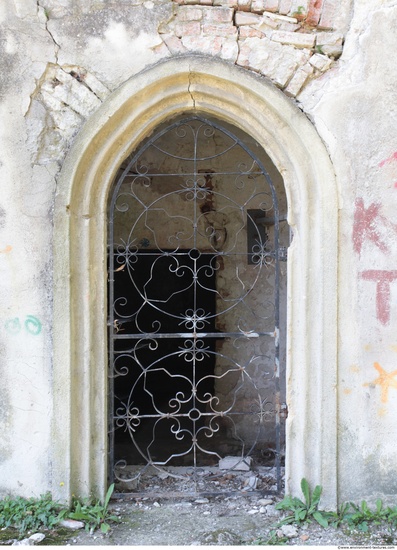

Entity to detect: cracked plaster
[24,0,350,166]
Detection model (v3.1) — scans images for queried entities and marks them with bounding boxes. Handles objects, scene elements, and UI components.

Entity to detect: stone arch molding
[53,56,338,508]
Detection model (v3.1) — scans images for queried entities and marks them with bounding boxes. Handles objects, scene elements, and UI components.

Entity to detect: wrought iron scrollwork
[108,116,285,495]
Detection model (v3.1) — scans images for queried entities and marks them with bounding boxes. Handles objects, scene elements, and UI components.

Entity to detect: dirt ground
[62,495,397,547]
[2,466,397,547]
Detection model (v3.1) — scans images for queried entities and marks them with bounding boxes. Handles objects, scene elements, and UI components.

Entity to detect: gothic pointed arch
[53,56,338,508]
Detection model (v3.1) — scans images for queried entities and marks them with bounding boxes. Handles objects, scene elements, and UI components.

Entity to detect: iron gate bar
[112,332,274,339]
[108,115,284,497]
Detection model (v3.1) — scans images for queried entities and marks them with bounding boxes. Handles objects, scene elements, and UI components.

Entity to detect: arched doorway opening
[108,115,289,496]
[52,56,338,508]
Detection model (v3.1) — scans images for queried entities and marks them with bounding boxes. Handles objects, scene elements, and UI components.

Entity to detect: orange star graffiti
[364,362,397,403]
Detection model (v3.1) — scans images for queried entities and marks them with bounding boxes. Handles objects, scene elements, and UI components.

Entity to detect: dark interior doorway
[112,250,218,465]
[107,114,288,496]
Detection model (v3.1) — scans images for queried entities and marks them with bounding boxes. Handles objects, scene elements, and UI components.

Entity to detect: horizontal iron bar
[113,411,263,419]
[124,171,265,178]
[112,489,279,500]
[255,215,288,225]
[112,331,275,339]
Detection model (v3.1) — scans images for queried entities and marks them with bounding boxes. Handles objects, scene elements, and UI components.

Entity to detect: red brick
[318,0,337,29]
[306,0,323,26]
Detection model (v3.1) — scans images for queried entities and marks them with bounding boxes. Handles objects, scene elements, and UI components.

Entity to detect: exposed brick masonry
[163,0,342,97]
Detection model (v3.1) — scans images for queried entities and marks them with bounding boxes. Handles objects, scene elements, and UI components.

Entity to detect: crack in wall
[37,0,60,64]
[188,68,196,109]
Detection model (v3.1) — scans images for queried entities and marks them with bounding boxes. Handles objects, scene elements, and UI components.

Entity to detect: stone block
[219,455,252,470]
[259,15,279,30]
[221,38,239,61]
[309,52,332,71]
[251,0,266,13]
[264,0,279,12]
[239,26,263,37]
[161,34,188,54]
[203,6,234,22]
[263,11,298,22]
[235,11,261,25]
[271,30,315,48]
[181,35,223,55]
[203,23,237,36]
[214,0,238,6]
[40,67,101,119]
[177,6,203,21]
[284,62,314,96]
[279,21,301,31]
[237,0,252,10]
[316,31,343,56]
[174,21,201,37]
[237,36,310,87]
[278,0,292,14]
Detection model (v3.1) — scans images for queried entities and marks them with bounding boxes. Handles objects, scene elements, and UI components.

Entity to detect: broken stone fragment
[271,30,316,49]
[309,52,333,71]
[27,534,45,543]
[219,456,252,471]
[244,475,258,489]
[281,524,299,538]
[235,11,261,25]
[11,533,46,546]
[258,498,273,506]
[315,31,344,57]
[59,519,85,529]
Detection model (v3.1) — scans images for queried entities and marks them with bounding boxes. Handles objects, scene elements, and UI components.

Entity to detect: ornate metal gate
[108,116,286,497]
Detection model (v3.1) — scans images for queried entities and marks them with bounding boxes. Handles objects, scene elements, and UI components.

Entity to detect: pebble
[28,534,45,543]
[203,511,211,515]
[12,533,46,546]
[153,501,161,507]
[59,519,85,530]
[194,498,209,504]
[258,498,273,506]
[265,504,279,516]
[281,524,298,538]
[248,509,259,515]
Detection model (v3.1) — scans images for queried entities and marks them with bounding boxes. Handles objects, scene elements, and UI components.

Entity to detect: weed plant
[0,483,118,536]
[0,493,61,534]
[252,479,397,545]
[67,483,118,533]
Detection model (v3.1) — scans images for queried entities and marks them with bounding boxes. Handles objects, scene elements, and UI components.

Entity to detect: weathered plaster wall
[300,1,397,504]
[0,0,396,505]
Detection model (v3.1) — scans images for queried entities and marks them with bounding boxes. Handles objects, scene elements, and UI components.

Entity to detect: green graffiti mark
[4,315,42,336]
[4,318,21,334]
[24,315,42,335]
